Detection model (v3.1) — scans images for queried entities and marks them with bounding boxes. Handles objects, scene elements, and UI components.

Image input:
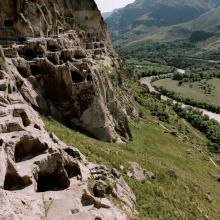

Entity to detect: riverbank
[140,76,220,123]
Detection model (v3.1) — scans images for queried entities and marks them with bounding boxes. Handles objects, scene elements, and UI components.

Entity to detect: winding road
[140,73,220,123]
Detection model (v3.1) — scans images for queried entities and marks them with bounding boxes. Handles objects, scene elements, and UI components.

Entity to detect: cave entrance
[13,109,31,127]
[71,71,84,83]
[37,171,70,192]
[14,137,48,162]
[30,64,41,76]
[4,20,14,27]
[4,171,32,190]
[86,75,93,81]
[64,163,81,178]
[18,48,35,60]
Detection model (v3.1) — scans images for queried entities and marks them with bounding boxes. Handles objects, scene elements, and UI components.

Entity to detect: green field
[43,82,220,220]
[153,78,220,107]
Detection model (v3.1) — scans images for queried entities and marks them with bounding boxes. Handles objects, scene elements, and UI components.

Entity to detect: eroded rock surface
[0,0,137,143]
[0,48,136,219]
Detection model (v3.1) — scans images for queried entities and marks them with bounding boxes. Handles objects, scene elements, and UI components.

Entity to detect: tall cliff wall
[0,47,135,219]
[0,0,137,143]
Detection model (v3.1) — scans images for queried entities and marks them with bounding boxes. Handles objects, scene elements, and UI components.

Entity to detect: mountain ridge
[105,0,220,47]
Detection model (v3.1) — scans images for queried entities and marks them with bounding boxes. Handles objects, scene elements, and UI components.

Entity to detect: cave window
[17,66,29,78]
[94,43,98,49]
[18,48,35,60]
[36,171,70,192]
[14,138,48,162]
[4,171,32,190]
[47,55,58,65]
[64,148,81,160]
[30,64,41,76]
[64,164,81,178]
[71,71,84,83]
[18,37,26,44]
[13,109,31,127]
[86,75,93,81]
[4,20,14,27]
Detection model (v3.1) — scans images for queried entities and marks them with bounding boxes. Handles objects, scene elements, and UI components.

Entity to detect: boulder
[129,162,146,182]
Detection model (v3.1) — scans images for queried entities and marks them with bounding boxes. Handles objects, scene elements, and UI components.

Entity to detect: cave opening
[18,37,26,44]
[13,109,31,127]
[14,138,48,162]
[36,171,70,192]
[71,71,84,83]
[4,20,14,27]
[4,171,32,190]
[47,54,58,65]
[30,64,41,76]
[64,148,81,160]
[18,49,35,60]
[16,66,29,78]
[74,51,86,60]
[64,163,81,178]
[86,75,93,81]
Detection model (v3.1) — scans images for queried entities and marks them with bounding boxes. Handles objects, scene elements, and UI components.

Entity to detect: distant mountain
[179,5,220,34]
[146,5,220,42]
[102,12,113,19]
[106,0,220,46]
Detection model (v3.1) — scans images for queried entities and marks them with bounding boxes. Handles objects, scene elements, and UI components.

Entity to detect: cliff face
[0,0,137,219]
[0,0,137,143]
[0,47,135,219]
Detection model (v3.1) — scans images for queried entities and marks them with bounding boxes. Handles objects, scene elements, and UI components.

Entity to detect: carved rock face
[0,0,134,143]
[0,47,136,219]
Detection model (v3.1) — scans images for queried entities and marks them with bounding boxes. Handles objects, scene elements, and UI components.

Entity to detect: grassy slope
[153,78,220,107]
[43,82,220,219]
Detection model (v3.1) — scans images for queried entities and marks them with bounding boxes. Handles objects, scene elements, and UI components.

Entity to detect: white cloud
[95,0,135,12]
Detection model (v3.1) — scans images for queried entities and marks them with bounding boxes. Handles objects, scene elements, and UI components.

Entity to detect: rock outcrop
[0,48,136,219]
[0,0,137,143]
[0,0,138,219]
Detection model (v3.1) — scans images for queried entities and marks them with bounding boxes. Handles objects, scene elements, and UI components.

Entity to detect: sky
[95,0,135,12]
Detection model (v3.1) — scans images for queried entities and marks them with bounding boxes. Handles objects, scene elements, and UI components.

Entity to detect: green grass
[42,80,220,219]
[43,115,220,219]
[153,78,220,107]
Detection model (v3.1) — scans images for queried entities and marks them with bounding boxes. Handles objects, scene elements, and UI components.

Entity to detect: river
[140,75,220,123]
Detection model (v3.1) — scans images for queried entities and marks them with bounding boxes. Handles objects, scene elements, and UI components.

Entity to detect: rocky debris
[127,162,155,183]
[127,171,133,178]
[145,171,156,181]
[0,47,136,219]
[90,165,136,216]
[167,169,178,179]
[205,192,213,203]
[119,165,125,171]
[111,168,121,178]
[186,149,192,155]
[129,162,146,182]
[0,0,138,143]
[93,180,113,198]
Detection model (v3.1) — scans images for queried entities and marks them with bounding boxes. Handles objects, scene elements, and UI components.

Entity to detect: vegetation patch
[153,78,220,113]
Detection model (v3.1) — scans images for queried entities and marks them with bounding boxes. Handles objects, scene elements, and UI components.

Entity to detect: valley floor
[153,78,220,108]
